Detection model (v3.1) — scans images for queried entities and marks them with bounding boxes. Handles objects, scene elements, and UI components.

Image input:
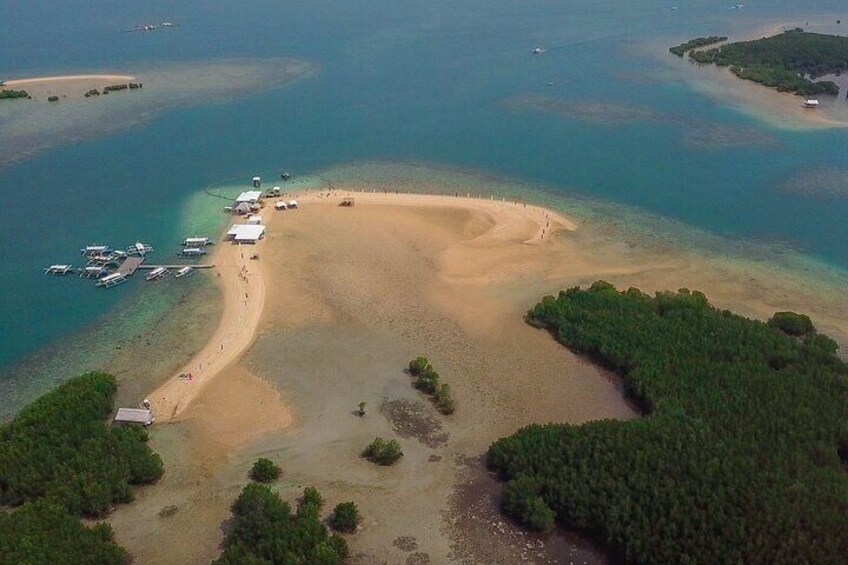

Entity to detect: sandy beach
[108,184,848,564]
[3,74,137,99]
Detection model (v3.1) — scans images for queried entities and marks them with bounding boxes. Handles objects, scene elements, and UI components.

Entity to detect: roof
[235,191,262,203]
[115,408,154,424]
[228,224,266,242]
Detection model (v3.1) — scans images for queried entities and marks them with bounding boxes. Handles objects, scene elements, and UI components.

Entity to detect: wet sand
[108,185,848,564]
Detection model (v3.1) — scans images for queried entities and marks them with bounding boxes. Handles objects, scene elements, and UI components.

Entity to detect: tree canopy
[488,282,848,563]
[214,483,349,565]
[685,30,848,96]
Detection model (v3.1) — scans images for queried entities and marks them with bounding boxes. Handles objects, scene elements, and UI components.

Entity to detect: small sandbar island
[1,74,141,101]
[671,28,848,128]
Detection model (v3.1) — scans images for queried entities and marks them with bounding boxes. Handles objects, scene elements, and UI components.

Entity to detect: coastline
[111,177,848,563]
[3,74,138,98]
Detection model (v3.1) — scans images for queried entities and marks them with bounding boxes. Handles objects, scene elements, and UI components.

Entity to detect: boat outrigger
[174,266,195,278]
[127,242,154,256]
[180,247,207,257]
[97,273,128,288]
[145,266,170,281]
[44,265,73,275]
[80,266,109,279]
[182,236,214,247]
[81,245,112,256]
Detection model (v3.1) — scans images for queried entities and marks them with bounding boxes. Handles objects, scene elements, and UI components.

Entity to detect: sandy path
[146,190,571,423]
[148,215,267,422]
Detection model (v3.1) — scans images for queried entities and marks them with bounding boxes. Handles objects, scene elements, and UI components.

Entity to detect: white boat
[180,247,207,257]
[81,245,111,256]
[174,266,195,278]
[97,273,127,287]
[80,266,108,278]
[532,47,546,54]
[145,266,170,281]
[44,264,73,275]
[128,242,154,256]
[803,99,820,109]
[182,236,213,247]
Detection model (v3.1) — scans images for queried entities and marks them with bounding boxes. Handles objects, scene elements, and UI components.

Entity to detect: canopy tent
[227,224,266,243]
[235,190,262,203]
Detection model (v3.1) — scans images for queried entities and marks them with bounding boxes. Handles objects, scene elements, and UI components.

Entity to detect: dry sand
[109,187,848,564]
[4,74,137,99]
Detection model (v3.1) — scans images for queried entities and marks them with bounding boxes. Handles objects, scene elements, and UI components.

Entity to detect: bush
[249,458,282,483]
[362,437,403,466]
[768,311,815,336]
[215,484,347,564]
[330,502,361,533]
[302,486,323,509]
[414,370,440,394]
[408,356,431,376]
[434,383,456,414]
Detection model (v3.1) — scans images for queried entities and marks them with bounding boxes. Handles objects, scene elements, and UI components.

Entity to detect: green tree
[330,502,362,533]
[249,458,282,483]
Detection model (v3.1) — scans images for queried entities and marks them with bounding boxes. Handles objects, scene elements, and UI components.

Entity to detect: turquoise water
[2,1,848,391]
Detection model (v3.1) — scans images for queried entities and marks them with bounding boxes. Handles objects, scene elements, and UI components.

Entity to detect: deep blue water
[2,0,848,379]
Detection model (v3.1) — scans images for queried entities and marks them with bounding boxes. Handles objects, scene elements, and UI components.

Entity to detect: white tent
[114,408,154,426]
[228,224,266,243]
[235,190,262,203]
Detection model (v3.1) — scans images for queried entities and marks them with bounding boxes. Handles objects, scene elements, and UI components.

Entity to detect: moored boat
[174,266,195,278]
[145,266,170,281]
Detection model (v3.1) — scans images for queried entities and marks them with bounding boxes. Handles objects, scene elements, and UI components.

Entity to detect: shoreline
[3,74,137,86]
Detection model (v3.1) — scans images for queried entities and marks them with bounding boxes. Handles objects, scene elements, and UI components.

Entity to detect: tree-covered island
[488,282,848,563]
[680,29,848,96]
[669,36,727,57]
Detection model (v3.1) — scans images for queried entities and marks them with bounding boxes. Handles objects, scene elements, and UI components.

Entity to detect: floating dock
[116,256,145,277]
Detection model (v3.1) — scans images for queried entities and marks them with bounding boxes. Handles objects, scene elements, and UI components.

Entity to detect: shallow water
[3,0,848,409]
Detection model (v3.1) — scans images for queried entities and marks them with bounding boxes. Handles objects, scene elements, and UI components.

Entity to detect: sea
[2,0,848,416]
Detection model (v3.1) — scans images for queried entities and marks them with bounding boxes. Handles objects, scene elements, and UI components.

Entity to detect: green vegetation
[301,486,323,509]
[0,500,126,564]
[768,310,815,336]
[0,371,163,516]
[249,457,282,483]
[214,483,349,564]
[408,356,457,414]
[669,36,727,57]
[488,282,848,563]
[686,29,847,96]
[330,501,362,533]
[0,372,164,563]
[362,436,403,466]
[0,89,29,100]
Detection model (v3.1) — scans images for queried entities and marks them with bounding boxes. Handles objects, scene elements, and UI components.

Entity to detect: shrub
[302,485,323,509]
[362,437,403,466]
[415,370,439,394]
[249,458,282,483]
[408,356,431,376]
[768,311,815,336]
[330,501,361,533]
[434,383,456,414]
[501,476,555,532]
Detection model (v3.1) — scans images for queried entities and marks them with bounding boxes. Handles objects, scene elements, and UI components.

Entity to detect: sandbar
[3,74,137,98]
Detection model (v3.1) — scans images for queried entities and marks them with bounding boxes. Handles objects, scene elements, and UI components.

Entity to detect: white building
[227,224,266,244]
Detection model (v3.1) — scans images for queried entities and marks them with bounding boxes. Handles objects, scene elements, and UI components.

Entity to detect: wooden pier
[117,256,145,276]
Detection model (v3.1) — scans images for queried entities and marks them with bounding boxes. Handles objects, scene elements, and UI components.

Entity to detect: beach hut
[227,224,266,244]
[235,190,262,204]
[114,408,155,426]
[247,214,262,225]
[252,176,261,188]
[288,199,298,209]
[275,201,288,210]
[233,202,252,215]
[804,99,820,109]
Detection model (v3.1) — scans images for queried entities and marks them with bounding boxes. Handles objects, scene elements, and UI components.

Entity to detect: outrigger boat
[180,247,207,257]
[81,245,112,256]
[127,242,154,256]
[182,236,214,247]
[44,264,73,275]
[80,266,109,278]
[145,266,170,281]
[96,273,128,288]
[174,266,195,278]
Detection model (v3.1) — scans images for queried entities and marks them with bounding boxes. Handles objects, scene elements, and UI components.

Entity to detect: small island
[677,29,848,96]
[0,89,30,100]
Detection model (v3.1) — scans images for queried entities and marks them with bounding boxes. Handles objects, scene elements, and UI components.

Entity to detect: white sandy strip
[4,74,136,86]
[147,191,575,423]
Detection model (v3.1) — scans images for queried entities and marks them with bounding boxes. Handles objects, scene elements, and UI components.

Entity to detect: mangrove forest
[684,29,848,96]
[487,282,848,563]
